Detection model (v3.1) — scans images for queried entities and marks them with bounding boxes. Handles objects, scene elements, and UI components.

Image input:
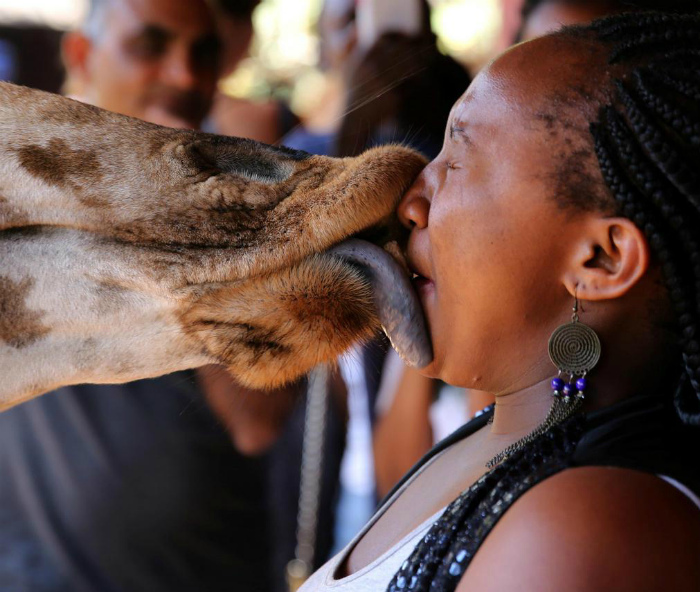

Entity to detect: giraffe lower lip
[327,239,433,368]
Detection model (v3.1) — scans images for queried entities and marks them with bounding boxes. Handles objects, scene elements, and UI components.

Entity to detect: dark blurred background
[0,25,64,91]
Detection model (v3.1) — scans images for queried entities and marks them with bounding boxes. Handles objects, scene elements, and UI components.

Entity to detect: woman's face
[398,35,607,392]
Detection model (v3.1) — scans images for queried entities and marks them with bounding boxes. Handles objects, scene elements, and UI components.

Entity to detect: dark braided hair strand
[586,12,700,424]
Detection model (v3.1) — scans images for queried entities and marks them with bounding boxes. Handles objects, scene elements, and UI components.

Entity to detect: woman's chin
[416,362,439,380]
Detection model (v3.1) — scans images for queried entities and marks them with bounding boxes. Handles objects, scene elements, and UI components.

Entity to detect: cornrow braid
[615,81,700,211]
[586,12,700,424]
[633,71,700,147]
[649,66,700,103]
[592,108,700,409]
[594,10,689,36]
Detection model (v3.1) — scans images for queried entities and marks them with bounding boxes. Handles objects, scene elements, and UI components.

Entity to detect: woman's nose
[397,175,430,230]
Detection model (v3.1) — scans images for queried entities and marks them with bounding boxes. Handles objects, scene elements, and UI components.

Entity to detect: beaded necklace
[386,414,584,592]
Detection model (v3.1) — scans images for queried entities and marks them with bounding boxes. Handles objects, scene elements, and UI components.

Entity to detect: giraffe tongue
[327,239,433,368]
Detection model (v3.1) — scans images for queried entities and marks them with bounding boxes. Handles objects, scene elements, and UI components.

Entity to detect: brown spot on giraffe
[16,138,99,187]
[0,276,50,348]
[15,138,106,207]
[39,96,105,127]
[91,280,132,316]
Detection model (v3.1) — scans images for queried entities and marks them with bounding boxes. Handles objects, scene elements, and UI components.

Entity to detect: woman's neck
[479,287,678,441]
[487,343,673,439]
[489,376,554,435]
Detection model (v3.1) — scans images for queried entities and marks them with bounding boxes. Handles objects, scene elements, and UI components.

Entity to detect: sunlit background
[0,0,520,117]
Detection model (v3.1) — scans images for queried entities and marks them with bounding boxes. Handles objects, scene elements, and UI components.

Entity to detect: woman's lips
[407,254,434,296]
[412,273,434,294]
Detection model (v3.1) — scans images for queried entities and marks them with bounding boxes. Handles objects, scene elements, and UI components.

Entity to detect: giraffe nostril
[186,139,293,184]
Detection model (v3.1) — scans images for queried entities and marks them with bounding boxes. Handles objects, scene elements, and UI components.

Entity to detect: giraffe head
[0,82,430,404]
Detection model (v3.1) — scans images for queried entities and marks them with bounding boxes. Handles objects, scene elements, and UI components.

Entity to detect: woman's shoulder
[456,466,700,592]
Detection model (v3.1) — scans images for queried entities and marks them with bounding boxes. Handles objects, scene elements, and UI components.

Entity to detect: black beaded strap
[386,417,584,592]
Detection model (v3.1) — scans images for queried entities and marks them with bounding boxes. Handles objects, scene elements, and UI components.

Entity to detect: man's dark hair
[562,12,700,425]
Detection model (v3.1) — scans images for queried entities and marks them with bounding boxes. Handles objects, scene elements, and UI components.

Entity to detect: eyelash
[446,161,459,171]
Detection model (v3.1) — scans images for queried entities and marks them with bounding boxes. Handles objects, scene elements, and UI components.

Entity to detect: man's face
[82,0,220,129]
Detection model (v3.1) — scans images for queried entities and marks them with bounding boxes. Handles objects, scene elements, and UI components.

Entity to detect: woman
[299,11,700,591]
[372,0,700,501]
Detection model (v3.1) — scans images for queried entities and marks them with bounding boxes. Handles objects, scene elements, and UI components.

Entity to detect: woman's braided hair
[581,12,700,424]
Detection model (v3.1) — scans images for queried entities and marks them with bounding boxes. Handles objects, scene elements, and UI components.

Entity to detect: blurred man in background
[0,1,297,591]
[63,0,219,128]
[284,0,470,159]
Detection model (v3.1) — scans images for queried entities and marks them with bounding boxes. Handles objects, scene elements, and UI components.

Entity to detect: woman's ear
[61,31,93,87]
[562,217,650,301]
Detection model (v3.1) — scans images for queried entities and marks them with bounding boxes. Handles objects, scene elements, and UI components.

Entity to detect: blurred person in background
[204,0,300,144]
[284,0,470,158]
[0,24,66,93]
[372,0,700,501]
[0,38,17,82]
[62,0,218,128]
[0,1,300,591]
[518,0,700,41]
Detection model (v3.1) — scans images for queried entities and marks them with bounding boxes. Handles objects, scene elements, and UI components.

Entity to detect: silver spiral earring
[548,296,601,402]
[486,294,601,469]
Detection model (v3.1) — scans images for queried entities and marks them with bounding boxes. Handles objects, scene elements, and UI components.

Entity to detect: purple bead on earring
[576,377,587,398]
[551,377,564,396]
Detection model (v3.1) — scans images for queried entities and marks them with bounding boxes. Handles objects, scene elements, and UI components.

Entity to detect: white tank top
[299,449,448,591]
[300,472,700,592]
